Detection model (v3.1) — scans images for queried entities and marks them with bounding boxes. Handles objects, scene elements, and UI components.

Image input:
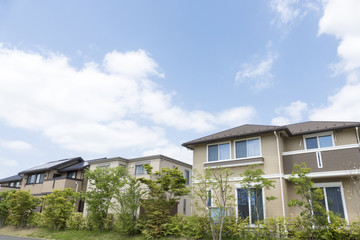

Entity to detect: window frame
[135,163,149,175]
[235,186,266,224]
[207,141,231,162]
[184,169,190,185]
[313,182,348,222]
[303,131,334,150]
[67,171,77,179]
[234,137,262,160]
[27,173,45,184]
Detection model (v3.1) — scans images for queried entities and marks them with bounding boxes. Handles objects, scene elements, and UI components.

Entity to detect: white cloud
[270,0,301,26]
[310,0,360,120]
[235,53,277,91]
[0,157,19,167]
[0,139,33,151]
[272,101,308,125]
[270,0,321,28]
[0,45,256,154]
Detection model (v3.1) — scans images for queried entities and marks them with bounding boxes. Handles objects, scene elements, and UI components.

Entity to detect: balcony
[204,157,264,168]
[283,144,360,176]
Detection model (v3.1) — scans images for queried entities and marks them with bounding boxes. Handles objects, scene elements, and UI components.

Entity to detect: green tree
[84,166,127,231]
[138,165,189,238]
[42,188,79,231]
[193,167,234,240]
[113,175,145,235]
[8,190,40,227]
[0,190,15,226]
[288,163,327,238]
[239,165,277,224]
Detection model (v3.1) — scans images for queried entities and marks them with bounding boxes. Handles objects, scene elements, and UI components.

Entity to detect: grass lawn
[0,227,149,240]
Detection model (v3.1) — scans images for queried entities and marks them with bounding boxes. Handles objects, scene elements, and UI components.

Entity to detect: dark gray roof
[19,157,83,174]
[0,174,23,184]
[58,161,89,172]
[182,124,286,147]
[182,121,360,148]
[286,121,360,135]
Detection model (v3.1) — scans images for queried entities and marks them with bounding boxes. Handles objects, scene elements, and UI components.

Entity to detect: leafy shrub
[104,213,115,231]
[164,215,209,239]
[66,212,86,230]
[28,212,48,228]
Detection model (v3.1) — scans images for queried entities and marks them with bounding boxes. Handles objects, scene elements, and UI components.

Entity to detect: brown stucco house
[182,121,360,222]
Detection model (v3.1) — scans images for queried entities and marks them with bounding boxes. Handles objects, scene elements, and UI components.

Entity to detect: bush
[164,215,209,239]
[28,212,47,228]
[66,212,86,230]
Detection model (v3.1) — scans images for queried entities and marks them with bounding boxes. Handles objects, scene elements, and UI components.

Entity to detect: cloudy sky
[0,0,359,178]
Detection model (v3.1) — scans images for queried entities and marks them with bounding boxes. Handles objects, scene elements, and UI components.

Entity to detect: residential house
[0,174,22,192]
[182,121,360,222]
[86,154,192,216]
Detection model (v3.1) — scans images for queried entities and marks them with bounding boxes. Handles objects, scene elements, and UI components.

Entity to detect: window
[235,138,261,159]
[305,134,333,149]
[27,173,44,184]
[9,182,15,187]
[207,190,212,207]
[208,143,230,162]
[183,199,186,214]
[67,171,77,179]
[184,169,190,185]
[135,164,146,175]
[314,184,346,219]
[237,188,264,224]
[15,182,20,187]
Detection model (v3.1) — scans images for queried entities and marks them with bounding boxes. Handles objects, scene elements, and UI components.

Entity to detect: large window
[27,173,44,184]
[305,134,333,149]
[314,184,346,219]
[235,138,261,159]
[237,188,264,224]
[208,143,230,162]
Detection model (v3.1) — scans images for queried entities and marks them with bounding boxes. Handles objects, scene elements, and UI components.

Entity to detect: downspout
[274,131,286,218]
[356,127,360,144]
[75,181,79,193]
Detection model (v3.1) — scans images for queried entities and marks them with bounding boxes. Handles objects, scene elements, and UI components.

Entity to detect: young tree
[138,165,189,238]
[193,167,234,240]
[42,188,79,231]
[84,166,127,231]
[288,163,327,237]
[113,175,145,235]
[8,190,40,227]
[0,190,15,226]
[239,165,276,224]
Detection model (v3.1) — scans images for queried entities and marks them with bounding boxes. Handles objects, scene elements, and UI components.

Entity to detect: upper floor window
[135,164,146,175]
[208,142,230,162]
[184,169,190,185]
[67,171,77,179]
[235,138,261,159]
[27,173,44,184]
[305,133,333,150]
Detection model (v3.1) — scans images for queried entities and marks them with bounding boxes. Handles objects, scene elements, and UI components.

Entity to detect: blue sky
[0,0,360,178]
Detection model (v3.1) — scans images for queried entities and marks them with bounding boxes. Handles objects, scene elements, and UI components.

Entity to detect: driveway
[0,236,44,240]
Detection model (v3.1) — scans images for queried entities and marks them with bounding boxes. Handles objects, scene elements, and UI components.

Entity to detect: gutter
[274,131,286,218]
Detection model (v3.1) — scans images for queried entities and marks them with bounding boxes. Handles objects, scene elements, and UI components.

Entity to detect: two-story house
[86,154,192,216]
[0,174,22,192]
[182,121,360,222]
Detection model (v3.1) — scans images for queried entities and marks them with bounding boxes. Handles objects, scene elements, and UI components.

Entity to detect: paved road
[0,235,44,240]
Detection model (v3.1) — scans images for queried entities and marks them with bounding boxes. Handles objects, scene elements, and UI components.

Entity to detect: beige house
[182,121,360,222]
[0,157,89,211]
[0,174,22,192]
[86,154,192,216]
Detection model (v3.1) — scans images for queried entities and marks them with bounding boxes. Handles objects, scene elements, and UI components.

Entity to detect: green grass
[0,227,183,240]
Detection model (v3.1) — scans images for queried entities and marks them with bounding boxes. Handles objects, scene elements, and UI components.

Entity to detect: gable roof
[58,161,89,172]
[0,174,23,184]
[19,157,83,174]
[182,121,360,148]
